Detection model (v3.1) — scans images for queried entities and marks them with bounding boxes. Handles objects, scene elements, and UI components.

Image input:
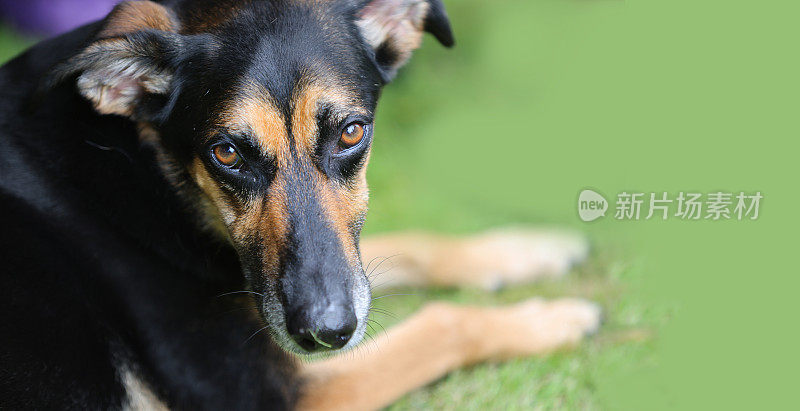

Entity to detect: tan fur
[254,184,290,277]
[99,1,177,38]
[297,228,596,410]
[357,0,429,70]
[121,366,169,411]
[317,176,369,267]
[288,81,371,266]
[202,78,372,275]
[290,83,326,152]
[361,228,589,290]
[290,80,369,149]
[189,154,291,277]
[218,86,290,166]
[74,39,173,117]
[71,1,178,118]
[298,298,600,411]
[188,158,237,237]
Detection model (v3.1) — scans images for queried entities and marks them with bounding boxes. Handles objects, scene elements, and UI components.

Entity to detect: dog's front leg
[297,298,601,411]
[361,228,589,290]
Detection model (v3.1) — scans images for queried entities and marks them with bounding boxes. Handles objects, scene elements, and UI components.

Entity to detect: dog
[0,1,600,409]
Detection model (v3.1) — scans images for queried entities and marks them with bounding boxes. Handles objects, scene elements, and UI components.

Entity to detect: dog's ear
[356,0,454,82]
[48,1,183,120]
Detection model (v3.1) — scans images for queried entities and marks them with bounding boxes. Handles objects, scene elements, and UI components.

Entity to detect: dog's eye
[212,143,243,168]
[339,122,365,149]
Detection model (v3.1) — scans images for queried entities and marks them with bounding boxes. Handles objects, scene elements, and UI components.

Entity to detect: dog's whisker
[367,254,401,279]
[368,263,396,281]
[368,264,397,283]
[371,293,416,301]
[369,275,399,290]
[242,325,270,346]
[217,290,265,298]
[363,255,385,274]
[84,139,134,163]
[367,262,399,286]
[369,307,392,315]
[369,308,397,319]
[359,332,381,358]
[368,254,397,273]
[367,318,389,338]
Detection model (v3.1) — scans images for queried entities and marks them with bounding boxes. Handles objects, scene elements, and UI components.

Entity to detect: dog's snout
[276,206,365,353]
[286,304,357,352]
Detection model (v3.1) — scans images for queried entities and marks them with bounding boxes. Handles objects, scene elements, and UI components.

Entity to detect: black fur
[0,0,452,409]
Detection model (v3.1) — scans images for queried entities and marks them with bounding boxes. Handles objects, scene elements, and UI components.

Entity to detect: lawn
[371,247,659,410]
[359,1,662,406]
[0,1,661,408]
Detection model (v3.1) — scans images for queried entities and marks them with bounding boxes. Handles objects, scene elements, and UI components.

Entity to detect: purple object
[0,0,119,36]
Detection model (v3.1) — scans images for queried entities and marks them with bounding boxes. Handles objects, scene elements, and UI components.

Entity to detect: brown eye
[340,122,365,149]
[213,143,242,168]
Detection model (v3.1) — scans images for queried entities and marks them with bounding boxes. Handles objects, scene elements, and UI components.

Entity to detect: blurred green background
[2,0,797,409]
[368,0,797,409]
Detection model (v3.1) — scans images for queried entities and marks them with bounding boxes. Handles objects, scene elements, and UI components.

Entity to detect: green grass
[0,26,33,62]
[357,1,664,406]
[370,246,661,410]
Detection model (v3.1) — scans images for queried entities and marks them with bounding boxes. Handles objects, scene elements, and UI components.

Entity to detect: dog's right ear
[356,0,454,82]
[47,1,184,121]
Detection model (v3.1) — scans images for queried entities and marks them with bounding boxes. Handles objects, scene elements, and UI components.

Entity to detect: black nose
[286,305,357,352]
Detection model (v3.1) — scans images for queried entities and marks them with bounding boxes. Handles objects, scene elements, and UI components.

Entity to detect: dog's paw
[461,228,590,290]
[490,298,601,358]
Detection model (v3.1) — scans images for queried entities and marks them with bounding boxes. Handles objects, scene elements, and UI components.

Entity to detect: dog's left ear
[46,1,185,121]
[356,0,454,82]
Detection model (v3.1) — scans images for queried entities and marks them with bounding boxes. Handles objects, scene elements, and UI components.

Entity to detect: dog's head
[49,0,452,355]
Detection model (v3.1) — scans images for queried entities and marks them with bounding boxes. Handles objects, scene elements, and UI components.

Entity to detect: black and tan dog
[0,1,600,409]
